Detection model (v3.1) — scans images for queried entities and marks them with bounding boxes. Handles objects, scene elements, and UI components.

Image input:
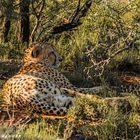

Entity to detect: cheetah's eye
[48,51,55,57]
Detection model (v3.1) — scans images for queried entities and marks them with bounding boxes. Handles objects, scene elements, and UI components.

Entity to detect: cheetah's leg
[31,102,68,116]
[28,91,73,116]
[62,88,101,98]
[78,86,103,94]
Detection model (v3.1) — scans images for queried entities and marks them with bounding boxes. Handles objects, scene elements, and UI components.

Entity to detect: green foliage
[49,0,140,79]
[0,42,25,60]
[16,121,58,140]
[68,96,108,120]
[66,95,140,140]
[0,1,140,139]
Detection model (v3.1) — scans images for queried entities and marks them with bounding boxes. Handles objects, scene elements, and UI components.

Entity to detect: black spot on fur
[49,110,53,114]
[43,106,46,110]
[54,90,57,94]
[47,106,51,110]
[53,107,57,110]
[57,111,60,115]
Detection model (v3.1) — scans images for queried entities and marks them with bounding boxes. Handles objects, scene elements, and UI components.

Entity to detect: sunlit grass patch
[66,94,140,139]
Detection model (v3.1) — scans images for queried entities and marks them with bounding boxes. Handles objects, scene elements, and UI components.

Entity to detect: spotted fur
[2,42,94,116]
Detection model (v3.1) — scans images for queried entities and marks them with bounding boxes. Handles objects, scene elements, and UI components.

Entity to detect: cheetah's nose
[59,57,63,62]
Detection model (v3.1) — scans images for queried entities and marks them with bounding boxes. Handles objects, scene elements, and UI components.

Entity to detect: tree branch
[71,0,81,23]
[42,0,92,42]
[30,0,45,43]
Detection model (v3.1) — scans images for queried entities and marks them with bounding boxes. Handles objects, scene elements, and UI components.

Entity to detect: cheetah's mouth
[51,62,60,68]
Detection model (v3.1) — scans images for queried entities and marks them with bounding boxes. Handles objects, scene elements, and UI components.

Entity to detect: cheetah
[115,73,140,95]
[18,42,102,93]
[2,42,99,116]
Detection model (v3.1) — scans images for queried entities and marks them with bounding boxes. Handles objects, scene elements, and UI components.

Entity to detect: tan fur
[2,42,73,116]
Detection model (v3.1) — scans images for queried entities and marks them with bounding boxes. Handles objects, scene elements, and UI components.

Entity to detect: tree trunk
[3,19,11,42]
[2,0,14,42]
[20,0,30,43]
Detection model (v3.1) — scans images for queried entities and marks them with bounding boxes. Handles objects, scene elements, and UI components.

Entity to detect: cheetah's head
[23,42,63,68]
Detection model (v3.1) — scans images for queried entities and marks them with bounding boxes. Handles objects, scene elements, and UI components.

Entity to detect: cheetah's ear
[31,47,42,58]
